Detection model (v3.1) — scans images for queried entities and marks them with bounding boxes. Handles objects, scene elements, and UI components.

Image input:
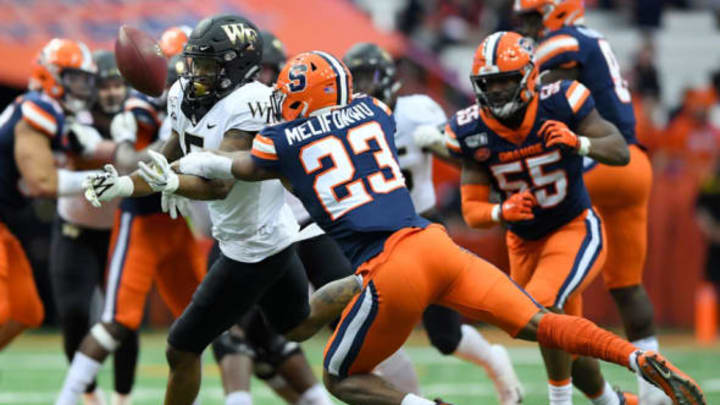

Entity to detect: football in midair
[115,25,167,97]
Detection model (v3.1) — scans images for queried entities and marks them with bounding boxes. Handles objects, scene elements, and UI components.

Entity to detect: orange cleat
[635,351,706,405]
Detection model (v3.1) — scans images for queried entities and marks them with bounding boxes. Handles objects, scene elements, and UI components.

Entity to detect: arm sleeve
[536,34,582,72]
[250,132,281,171]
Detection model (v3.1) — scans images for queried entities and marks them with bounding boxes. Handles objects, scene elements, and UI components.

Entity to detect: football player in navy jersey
[0,38,100,353]
[160,48,704,405]
[344,42,523,404]
[515,2,664,403]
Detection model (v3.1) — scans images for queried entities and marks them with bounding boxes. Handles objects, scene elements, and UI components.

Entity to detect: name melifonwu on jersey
[251,95,428,268]
[168,79,298,263]
[284,92,447,241]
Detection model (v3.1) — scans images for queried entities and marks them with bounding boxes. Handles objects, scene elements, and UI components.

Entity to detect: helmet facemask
[471,64,534,120]
[96,76,127,115]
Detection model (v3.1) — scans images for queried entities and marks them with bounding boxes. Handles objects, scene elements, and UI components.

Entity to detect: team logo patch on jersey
[465,132,488,148]
[474,147,491,161]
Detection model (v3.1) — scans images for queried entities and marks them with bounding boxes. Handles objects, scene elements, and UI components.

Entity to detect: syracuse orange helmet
[29,38,97,111]
[159,25,192,57]
[514,0,585,34]
[272,51,353,122]
[470,31,538,120]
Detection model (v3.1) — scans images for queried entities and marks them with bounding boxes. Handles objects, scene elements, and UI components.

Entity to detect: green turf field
[1,329,718,404]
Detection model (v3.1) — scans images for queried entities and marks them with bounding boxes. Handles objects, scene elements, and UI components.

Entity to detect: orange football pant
[0,222,44,327]
[323,224,542,377]
[583,145,652,289]
[102,211,206,330]
[507,208,606,315]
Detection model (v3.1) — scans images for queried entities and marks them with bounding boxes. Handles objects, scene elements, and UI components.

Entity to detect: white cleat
[486,344,524,404]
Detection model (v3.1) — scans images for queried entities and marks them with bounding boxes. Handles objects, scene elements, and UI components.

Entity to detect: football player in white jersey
[343,42,524,405]
[80,15,324,405]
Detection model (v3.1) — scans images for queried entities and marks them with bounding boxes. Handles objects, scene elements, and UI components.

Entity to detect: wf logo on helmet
[221,23,258,46]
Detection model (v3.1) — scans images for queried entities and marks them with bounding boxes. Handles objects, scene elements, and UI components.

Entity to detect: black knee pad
[253,335,302,380]
[211,331,256,363]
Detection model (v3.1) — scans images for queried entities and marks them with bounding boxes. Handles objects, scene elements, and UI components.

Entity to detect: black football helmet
[342,42,400,108]
[181,14,263,119]
[257,31,286,85]
[92,50,126,114]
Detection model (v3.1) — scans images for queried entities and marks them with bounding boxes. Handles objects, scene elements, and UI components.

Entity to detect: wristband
[577,136,591,156]
[491,204,502,222]
[57,169,102,196]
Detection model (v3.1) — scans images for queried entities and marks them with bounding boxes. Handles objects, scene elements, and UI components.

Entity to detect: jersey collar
[479,96,539,146]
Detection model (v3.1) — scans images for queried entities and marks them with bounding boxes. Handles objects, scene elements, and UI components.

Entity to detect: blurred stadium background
[1,0,720,403]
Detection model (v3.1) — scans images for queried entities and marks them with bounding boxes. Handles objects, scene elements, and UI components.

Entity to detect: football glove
[500,190,537,222]
[412,124,445,150]
[138,150,179,193]
[110,111,138,144]
[177,151,235,180]
[83,164,134,207]
[540,120,590,155]
[161,192,190,220]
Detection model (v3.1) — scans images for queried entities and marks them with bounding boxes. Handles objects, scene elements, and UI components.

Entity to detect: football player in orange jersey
[125,46,707,405]
[515,1,665,403]
[0,38,103,353]
[449,31,636,405]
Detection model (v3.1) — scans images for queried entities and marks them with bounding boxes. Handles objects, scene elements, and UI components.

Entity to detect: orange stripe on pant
[0,222,44,327]
[103,211,206,330]
[323,225,541,378]
[507,208,607,316]
[583,145,652,289]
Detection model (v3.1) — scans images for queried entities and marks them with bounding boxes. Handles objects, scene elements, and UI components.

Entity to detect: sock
[373,348,421,395]
[110,392,131,405]
[588,381,619,405]
[548,379,573,405]
[225,391,251,405]
[537,314,637,368]
[632,336,668,401]
[56,352,103,405]
[296,384,333,405]
[453,324,494,368]
[400,393,436,405]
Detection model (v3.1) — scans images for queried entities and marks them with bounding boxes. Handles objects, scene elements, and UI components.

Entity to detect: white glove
[412,124,445,150]
[69,122,103,157]
[177,151,234,180]
[161,192,191,220]
[83,164,134,207]
[110,111,137,144]
[138,150,179,193]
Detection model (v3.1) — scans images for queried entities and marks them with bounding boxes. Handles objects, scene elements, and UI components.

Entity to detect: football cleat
[635,351,706,405]
[433,399,453,405]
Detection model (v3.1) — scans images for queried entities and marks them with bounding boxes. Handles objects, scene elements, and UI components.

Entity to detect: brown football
[115,25,167,97]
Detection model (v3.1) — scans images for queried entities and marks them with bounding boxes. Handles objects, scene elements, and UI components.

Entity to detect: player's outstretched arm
[540,110,629,166]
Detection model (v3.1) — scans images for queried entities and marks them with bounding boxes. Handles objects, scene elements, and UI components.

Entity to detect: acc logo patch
[465,132,488,148]
[474,147,491,162]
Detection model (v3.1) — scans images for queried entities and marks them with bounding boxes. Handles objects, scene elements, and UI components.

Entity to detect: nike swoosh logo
[207,123,217,129]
